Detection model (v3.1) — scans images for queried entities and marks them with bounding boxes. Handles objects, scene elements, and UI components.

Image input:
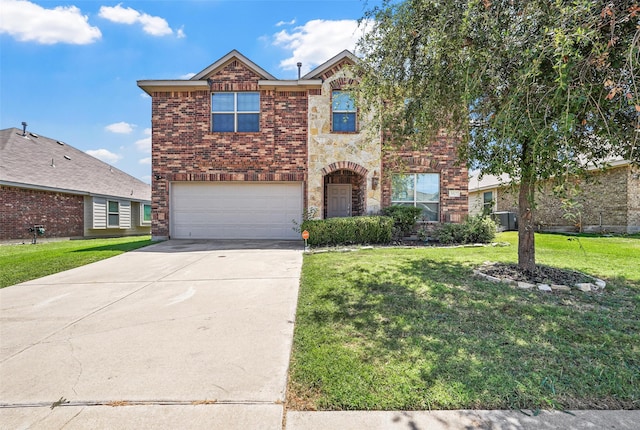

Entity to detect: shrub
[437,215,497,244]
[301,216,393,246]
[381,206,423,238]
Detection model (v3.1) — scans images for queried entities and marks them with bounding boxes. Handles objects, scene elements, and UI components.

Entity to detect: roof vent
[29,132,39,138]
[57,140,65,145]
[21,121,27,136]
[51,158,55,168]
[297,62,302,79]
[64,155,71,160]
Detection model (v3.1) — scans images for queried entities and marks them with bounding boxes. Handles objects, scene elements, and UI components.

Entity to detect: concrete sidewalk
[286,409,640,429]
[1,239,637,429]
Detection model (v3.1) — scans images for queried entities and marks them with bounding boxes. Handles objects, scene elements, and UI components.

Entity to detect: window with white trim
[332,90,356,132]
[211,92,259,132]
[483,191,494,214]
[141,203,152,225]
[391,173,440,221]
[107,201,120,227]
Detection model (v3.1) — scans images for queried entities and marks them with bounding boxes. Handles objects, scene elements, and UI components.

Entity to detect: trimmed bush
[301,216,393,246]
[381,206,423,238]
[437,215,498,244]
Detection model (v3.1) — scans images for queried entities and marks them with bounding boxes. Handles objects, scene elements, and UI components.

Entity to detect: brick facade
[495,165,638,233]
[149,60,308,238]
[382,136,469,222]
[0,185,83,241]
[144,51,468,239]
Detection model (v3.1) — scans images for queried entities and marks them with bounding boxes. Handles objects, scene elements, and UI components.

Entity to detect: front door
[327,184,351,218]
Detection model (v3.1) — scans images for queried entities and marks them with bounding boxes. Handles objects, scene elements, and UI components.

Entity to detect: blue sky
[1,0,375,183]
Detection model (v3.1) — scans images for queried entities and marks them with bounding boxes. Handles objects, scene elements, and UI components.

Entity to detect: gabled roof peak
[302,50,358,80]
[192,49,277,81]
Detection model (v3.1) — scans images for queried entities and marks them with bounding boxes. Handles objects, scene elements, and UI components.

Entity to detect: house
[137,50,468,241]
[0,126,152,241]
[468,160,640,233]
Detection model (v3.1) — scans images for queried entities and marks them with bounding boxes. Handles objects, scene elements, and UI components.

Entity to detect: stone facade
[0,185,84,241]
[307,64,382,217]
[494,165,638,233]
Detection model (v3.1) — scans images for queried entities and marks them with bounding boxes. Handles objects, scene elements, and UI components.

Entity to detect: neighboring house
[138,50,468,240]
[0,127,152,241]
[468,160,640,233]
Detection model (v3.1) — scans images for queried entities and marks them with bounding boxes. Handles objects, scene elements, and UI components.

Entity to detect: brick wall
[496,165,633,233]
[0,185,84,240]
[381,136,469,222]
[150,60,308,238]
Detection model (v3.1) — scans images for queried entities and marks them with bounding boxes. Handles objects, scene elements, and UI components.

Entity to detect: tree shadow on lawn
[298,255,640,411]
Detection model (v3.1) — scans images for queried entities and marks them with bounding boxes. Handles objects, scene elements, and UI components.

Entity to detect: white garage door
[171,182,303,240]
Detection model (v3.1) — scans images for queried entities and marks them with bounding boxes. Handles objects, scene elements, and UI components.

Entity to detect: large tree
[356,0,639,271]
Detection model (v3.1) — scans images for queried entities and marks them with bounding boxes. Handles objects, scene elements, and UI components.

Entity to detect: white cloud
[276,19,296,27]
[86,149,122,164]
[105,122,135,134]
[135,128,151,153]
[179,72,196,80]
[140,92,150,99]
[272,19,366,74]
[0,0,101,45]
[139,157,151,165]
[176,27,186,39]
[99,4,174,37]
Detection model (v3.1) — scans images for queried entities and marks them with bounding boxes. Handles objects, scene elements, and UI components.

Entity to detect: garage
[170,182,303,240]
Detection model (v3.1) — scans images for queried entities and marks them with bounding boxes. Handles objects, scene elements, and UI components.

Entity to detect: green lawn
[0,236,153,288]
[288,232,640,411]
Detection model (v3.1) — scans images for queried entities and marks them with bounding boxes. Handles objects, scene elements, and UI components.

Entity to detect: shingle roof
[0,128,150,202]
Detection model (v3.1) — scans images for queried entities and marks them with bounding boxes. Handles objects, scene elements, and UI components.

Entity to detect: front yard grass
[288,232,640,411]
[0,236,153,288]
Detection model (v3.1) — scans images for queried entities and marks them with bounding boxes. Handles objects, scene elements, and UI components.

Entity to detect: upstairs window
[391,173,440,221]
[212,92,259,132]
[332,90,356,132]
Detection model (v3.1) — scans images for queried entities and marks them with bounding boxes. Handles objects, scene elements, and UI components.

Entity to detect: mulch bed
[480,262,594,286]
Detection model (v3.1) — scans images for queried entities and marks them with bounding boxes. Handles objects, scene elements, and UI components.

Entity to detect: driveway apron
[0,240,303,429]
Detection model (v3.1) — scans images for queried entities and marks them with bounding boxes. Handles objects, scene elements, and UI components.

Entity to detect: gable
[206,59,264,91]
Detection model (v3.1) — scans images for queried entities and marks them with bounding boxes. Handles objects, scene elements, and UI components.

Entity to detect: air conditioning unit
[492,211,517,231]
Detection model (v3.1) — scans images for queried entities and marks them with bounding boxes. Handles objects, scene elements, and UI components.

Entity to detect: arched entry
[321,162,368,218]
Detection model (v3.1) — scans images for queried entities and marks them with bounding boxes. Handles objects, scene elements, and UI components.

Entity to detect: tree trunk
[518,140,536,272]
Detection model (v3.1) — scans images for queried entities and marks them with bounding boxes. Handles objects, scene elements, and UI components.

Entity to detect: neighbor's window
[483,191,494,213]
[141,203,152,225]
[332,90,356,132]
[108,201,120,227]
[391,173,440,221]
[211,92,259,132]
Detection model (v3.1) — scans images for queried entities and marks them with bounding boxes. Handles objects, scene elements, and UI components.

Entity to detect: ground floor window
[108,201,120,227]
[141,203,152,225]
[391,173,440,221]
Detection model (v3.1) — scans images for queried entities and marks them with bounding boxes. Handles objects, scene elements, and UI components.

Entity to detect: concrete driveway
[0,240,303,429]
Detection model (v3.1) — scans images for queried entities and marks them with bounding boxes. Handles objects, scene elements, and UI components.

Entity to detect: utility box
[492,211,517,231]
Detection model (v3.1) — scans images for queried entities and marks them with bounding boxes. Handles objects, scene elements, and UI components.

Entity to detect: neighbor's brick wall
[150,59,308,238]
[382,136,469,223]
[0,185,83,241]
[628,166,640,233]
[496,166,631,233]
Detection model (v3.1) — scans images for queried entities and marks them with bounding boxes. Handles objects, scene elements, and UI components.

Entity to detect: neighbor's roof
[0,128,151,201]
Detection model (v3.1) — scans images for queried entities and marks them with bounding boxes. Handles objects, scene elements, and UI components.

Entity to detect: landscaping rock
[575,283,594,292]
[517,281,535,290]
[537,284,552,292]
[551,284,571,292]
[595,279,607,289]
